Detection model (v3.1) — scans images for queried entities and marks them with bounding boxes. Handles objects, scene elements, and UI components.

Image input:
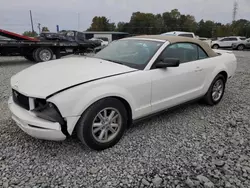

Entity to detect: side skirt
[132,96,204,124]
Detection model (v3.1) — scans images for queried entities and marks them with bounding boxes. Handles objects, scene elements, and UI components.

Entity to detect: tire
[237,44,245,51]
[33,47,53,62]
[212,44,219,49]
[203,74,226,106]
[24,54,35,62]
[76,98,128,150]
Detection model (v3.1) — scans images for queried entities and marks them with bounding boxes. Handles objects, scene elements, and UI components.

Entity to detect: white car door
[150,43,206,113]
[227,37,238,47]
[218,38,230,47]
[219,37,238,47]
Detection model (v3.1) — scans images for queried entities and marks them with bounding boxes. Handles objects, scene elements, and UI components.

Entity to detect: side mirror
[155,58,180,68]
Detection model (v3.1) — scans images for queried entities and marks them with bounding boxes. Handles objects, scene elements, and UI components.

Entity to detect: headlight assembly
[32,101,65,125]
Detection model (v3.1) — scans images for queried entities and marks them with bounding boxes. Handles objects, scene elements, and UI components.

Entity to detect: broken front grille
[12,89,30,110]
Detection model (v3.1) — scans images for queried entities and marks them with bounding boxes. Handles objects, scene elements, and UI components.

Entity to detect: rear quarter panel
[201,50,237,94]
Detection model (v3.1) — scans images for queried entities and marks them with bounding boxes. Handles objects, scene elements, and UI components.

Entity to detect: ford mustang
[8,35,237,150]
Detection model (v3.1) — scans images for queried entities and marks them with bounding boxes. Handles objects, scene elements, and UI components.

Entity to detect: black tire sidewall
[212,44,219,49]
[205,75,226,105]
[76,98,128,150]
[237,45,244,50]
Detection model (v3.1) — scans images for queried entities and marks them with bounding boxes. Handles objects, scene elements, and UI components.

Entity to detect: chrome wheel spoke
[103,109,108,119]
[104,129,108,140]
[93,123,103,133]
[110,123,119,128]
[98,113,105,122]
[92,107,122,143]
[111,114,118,123]
[108,110,116,121]
[93,127,103,134]
[93,123,102,127]
[108,126,116,133]
[99,129,106,140]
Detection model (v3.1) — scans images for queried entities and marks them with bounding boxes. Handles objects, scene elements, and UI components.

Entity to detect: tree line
[23,27,50,37]
[87,9,250,38]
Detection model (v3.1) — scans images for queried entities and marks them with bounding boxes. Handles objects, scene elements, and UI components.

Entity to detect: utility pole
[78,13,80,31]
[37,23,41,34]
[29,10,35,33]
[233,0,238,22]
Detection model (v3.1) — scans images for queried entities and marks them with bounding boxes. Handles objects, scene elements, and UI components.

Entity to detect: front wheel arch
[212,44,219,49]
[72,96,133,133]
[218,71,228,83]
[203,73,226,105]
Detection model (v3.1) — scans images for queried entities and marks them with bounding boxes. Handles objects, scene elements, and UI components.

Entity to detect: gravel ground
[0,53,250,188]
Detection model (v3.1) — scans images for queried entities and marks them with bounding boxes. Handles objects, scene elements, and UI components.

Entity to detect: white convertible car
[8,35,237,150]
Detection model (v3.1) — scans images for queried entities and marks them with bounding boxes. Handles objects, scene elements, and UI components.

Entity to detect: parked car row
[161,31,250,51]
[211,36,250,50]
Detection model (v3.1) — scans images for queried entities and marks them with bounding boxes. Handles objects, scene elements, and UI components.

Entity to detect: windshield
[94,39,164,70]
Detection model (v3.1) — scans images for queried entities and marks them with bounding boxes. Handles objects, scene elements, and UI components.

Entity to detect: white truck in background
[161,31,212,47]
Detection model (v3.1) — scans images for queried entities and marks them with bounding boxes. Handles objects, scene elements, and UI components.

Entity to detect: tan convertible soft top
[130,35,218,57]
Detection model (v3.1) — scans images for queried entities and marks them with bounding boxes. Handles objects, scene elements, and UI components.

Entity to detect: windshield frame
[94,38,165,70]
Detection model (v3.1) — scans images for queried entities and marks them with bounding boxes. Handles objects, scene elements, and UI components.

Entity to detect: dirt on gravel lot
[0,53,250,188]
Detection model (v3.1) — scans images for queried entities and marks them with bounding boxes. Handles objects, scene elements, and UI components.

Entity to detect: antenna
[233,0,238,22]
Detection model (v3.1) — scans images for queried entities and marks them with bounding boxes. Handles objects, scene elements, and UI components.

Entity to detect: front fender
[47,83,136,118]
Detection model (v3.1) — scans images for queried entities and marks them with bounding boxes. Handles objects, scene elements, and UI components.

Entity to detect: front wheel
[203,74,226,105]
[212,44,219,49]
[76,98,128,150]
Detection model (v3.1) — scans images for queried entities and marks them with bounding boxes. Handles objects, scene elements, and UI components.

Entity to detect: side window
[198,46,208,59]
[228,37,237,41]
[159,43,198,64]
[221,38,229,41]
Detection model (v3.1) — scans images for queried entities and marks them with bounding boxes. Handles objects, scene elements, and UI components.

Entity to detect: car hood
[11,56,136,98]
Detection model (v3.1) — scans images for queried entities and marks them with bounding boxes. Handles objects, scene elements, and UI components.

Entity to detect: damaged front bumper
[8,96,66,141]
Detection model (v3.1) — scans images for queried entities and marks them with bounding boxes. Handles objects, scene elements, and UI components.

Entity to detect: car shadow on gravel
[0,59,33,66]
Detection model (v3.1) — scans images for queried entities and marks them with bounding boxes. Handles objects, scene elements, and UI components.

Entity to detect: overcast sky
[1,0,250,34]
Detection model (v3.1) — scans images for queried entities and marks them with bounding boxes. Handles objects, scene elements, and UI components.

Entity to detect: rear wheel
[33,47,54,62]
[237,44,245,51]
[212,44,219,49]
[203,74,226,105]
[76,98,128,150]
